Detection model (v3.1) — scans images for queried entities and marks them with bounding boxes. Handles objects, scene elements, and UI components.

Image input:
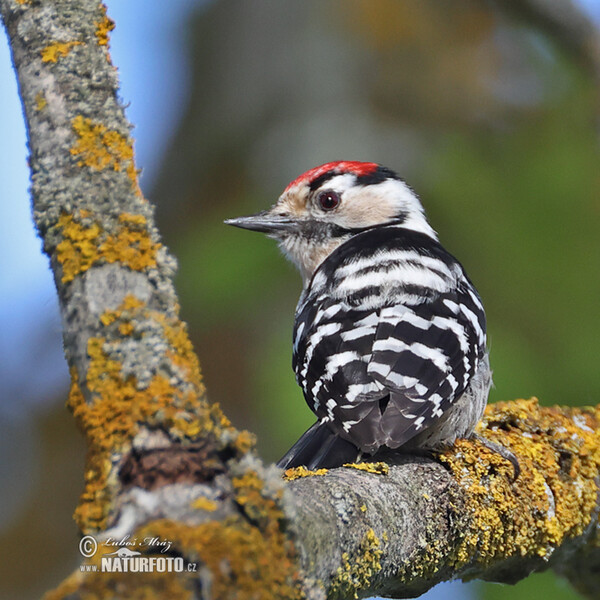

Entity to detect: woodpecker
[226,161,500,471]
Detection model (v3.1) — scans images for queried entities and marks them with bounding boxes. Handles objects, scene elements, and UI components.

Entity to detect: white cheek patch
[317,173,356,194]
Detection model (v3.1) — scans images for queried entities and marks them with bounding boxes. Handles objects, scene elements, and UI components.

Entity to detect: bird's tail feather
[277,420,360,470]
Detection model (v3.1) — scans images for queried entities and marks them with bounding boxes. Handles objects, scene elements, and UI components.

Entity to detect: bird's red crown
[284,161,380,192]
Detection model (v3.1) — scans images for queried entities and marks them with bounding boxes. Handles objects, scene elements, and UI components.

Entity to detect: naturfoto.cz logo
[78,535,197,573]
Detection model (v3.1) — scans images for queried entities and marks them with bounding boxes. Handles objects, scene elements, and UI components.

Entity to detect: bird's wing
[293,297,386,419]
[365,280,485,447]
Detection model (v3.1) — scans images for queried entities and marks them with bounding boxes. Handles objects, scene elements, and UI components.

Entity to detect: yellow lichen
[70,115,140,192]
[233,471,274,526]
[136,518,303,600]
[158,310,203,388]
[55,214,102,282]
[234,429,257,455]
[44,560,195,600]
[35,92,47,111]
[95,9,115,46]
[438,398,600,570]
[118,321,134,336]
[55,212,160,283]
[122,294,146,310]
[131,470,303,598]
[192,497,218,512]
[283,465,328,481]
[119,212,147,227]
[330,528,383,599]
[343,461,389,475]
[67,332,214,531]
[41,40,83,63]
[98,226,160,270]
[65,290,255,532]
[97,296,206,406]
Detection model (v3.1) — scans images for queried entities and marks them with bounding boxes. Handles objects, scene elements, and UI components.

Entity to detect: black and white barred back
[287,225,488,467]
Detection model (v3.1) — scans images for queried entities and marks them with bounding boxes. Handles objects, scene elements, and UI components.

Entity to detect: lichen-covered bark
[283,398,600,599]
[0,0,239,535]
[2,2,600,600]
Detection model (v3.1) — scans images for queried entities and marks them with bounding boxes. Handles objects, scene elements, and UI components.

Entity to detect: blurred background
[1,1,599,598]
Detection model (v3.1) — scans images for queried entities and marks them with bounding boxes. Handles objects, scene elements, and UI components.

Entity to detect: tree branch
[498,0,600,83]
[2,1,599,599]
[285,399,600,599]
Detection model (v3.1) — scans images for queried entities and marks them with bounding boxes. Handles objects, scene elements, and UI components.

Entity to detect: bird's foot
[471,433,520,481]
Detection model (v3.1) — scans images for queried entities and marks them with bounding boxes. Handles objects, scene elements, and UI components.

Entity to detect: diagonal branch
[1,1,599,599]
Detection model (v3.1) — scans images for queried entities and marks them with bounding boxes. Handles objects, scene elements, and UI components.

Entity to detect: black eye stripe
[308,166,399,192]
[308,170,337,192]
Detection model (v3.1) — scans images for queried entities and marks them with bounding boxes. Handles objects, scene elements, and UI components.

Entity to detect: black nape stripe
[328,223,372,238]
[328,216,406,238]
[355,166,399,186]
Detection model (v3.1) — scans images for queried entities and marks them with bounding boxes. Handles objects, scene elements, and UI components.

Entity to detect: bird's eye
[317,191,341,211]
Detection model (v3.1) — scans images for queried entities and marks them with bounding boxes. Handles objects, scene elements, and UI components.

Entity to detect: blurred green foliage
[425,78,600,408]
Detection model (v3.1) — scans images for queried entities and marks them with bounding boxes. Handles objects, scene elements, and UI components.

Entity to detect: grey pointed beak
[224,211,298,234]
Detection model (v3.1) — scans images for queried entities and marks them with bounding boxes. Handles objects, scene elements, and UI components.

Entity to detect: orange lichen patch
[191,496,218,512]
[67,335,219,532]
[119,212,147,227]
[55,214,102,282]
[234,430,256,455]
[98,295,208,401]
[95,10,115,47]
[35,92,47,111]
[67,293,248,533]
[70,115,140,192]
[98,224,160,270]
[232,471,280,527]
[343,461,389,475]
[439,398,600,570]
[41,40,83,63]
[118,321,134,336]
[98,293,146,325]
[330,528,383,599]
[121,294,146,310]
[158,311,203,390]
[138,487,304,600]
[55,212,160,283]
[283,466,328,481]
[44,558,195,600]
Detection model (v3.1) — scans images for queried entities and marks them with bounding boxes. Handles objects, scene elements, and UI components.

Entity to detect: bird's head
[225,161,437,285]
